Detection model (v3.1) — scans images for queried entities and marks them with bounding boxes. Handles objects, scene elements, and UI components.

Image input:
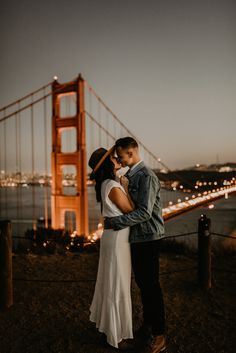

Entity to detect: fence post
[0,220,13,311]
[198,214,212,289]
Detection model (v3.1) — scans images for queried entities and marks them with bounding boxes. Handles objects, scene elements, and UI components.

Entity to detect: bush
[13,228,98,255]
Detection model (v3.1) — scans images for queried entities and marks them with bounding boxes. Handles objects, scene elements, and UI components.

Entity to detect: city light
[162,186,236,219]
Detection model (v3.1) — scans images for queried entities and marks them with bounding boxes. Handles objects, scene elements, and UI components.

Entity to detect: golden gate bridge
[0,74,235,239]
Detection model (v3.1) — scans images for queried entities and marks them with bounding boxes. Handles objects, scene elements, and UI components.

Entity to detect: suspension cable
[85,111,115,142]
[4,109,8,218]
[30,95,36,233]
[84,81,199,190]
[87,88,96,233]
[43,89,49,228]
[18,101,23,230]
[0,82,52,112]
[88,87,95,154]
[85,80,165,169]
[0,82,69,123]
[15,110,20,234]
[98,99,102,146]
[106,107,109,147]
[0,93,52,123]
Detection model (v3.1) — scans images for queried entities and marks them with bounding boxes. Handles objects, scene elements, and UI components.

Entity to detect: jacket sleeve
[110,173,159,230]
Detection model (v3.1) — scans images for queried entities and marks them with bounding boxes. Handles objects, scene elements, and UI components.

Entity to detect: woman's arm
[108,187,135,214]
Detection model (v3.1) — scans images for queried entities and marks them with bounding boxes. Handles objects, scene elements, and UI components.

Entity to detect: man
[104,137,166,353]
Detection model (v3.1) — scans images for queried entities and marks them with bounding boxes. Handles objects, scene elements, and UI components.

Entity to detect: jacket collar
[126,161,145,178]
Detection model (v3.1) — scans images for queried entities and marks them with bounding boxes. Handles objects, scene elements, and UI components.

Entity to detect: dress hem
[89,317,133,348]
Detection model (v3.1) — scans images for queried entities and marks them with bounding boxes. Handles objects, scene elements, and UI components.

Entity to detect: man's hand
[104,217,114,229]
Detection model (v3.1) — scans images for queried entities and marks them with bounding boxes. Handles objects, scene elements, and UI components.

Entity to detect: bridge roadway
[89,185,236,240]
[1,185,235,238]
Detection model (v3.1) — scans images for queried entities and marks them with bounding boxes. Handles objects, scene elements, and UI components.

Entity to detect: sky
[1,0,236,170]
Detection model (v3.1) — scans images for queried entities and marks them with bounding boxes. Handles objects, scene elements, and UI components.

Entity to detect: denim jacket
[110,161,165,243]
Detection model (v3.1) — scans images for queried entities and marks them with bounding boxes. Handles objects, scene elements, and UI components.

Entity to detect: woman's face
[110,155,122,172]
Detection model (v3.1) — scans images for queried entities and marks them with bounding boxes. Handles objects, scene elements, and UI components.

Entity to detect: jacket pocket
[140,221,152,234]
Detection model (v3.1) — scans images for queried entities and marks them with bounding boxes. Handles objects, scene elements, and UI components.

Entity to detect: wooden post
[198,214,212,289]
[0,220,13,311]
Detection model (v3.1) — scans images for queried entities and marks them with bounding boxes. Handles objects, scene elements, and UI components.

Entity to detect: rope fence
[12,267,199,284]
[12,235,93,244]
[1,215,236,310]
[211,232,236,239]
[13,278,96,283]
[12,229,199,283]
[11,231,199,243]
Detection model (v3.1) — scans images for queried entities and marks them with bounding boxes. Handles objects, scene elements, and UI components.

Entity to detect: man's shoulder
[136,164,158,179]
[134,164,159,182]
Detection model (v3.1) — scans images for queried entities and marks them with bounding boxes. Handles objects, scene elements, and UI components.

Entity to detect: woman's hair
[92,155,116,202]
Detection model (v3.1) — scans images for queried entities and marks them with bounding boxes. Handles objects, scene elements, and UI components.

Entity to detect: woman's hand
[110,176,134,212]
[120,176,129,193]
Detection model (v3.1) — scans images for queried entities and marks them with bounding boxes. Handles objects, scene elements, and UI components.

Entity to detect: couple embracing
[88,137,166,353]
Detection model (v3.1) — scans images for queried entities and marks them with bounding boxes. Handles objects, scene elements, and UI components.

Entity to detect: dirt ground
[0,248,236,353]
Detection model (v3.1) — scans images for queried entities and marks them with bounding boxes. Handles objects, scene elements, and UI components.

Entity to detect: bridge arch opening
[61,128,77,153]
[61,165,77,196]
[59,92,76,118]
[64,210,76,233]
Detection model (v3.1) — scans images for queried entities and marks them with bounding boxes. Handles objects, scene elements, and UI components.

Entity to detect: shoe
[144,335,167,353]
[118,339,135,351]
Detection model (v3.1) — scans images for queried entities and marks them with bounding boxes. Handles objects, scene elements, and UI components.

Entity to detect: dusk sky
[1,0,236,170]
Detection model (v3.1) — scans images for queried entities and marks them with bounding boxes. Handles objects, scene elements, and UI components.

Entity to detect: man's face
[116,147,135,167]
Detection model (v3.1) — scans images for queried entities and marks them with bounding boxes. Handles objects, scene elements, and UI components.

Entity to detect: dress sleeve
[105,180,125,199]
[102,180,126,216]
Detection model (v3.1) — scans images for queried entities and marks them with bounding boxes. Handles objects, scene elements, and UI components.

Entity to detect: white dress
[89,179,133,348]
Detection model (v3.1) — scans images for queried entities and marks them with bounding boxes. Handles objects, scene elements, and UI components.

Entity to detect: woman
[88,146,135,350]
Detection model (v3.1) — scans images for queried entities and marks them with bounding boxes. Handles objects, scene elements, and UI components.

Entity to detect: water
[164,193,236,251]
[0,185,188,236]
[1,185,235,251]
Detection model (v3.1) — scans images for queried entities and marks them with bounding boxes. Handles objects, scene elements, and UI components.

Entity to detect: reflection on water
[0,185,188,236]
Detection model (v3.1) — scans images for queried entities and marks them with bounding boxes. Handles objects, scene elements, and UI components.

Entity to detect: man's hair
[115,137,138,149]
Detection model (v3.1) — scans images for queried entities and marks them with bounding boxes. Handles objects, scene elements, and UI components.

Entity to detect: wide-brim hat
[88,146,115,176]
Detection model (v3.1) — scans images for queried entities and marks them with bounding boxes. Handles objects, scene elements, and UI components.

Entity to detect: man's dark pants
[131,240,165,336]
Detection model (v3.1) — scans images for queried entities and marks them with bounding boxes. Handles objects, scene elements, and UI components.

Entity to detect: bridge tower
[51,74,88,236]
